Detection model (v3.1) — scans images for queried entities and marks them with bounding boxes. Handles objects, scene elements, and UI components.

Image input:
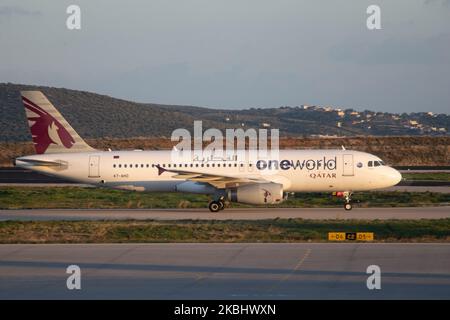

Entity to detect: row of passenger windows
[112,161,385,169]
[368,160,385,167]
[112,163,251,168]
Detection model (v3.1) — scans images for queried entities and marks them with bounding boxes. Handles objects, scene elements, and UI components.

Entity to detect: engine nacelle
[227,183,284,205]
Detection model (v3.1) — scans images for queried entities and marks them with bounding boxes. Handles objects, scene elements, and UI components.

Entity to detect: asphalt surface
[0,243,449,299]
[0,168,73,183]
[1,206,449,221]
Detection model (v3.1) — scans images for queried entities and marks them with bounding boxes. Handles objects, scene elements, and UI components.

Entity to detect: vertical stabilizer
[21,91,95,154]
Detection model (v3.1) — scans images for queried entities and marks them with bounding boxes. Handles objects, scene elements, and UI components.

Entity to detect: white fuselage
[16,149,402,193]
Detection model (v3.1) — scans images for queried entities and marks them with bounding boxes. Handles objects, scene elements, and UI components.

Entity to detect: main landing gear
[208,197,225,212]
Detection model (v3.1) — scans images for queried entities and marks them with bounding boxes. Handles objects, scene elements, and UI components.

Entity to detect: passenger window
[356,162,362,168]
[113,164,116,168]
[118,164,122,168]
[124,164,127,168]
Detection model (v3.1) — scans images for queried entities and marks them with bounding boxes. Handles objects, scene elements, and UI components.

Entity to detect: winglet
[156,165,166,176]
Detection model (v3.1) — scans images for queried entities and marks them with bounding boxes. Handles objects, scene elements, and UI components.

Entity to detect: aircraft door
[342,154,354,176]
[88,155,100,178]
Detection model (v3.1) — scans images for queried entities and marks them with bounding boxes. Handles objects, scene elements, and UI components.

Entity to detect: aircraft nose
[388,167,402,186]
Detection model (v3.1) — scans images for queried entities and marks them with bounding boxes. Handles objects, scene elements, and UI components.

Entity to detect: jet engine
[227,183,284,205]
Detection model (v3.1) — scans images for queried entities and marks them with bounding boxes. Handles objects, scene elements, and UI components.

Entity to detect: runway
[0,243,449,299]
[1,206,449,221]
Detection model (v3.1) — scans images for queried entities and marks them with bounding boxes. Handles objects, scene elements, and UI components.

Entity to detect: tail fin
[21,91,95,154]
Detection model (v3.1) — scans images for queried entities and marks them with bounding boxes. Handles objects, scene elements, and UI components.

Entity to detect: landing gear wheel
[218,201,225,211]
[209,201,221,212]
[342,191,353,211]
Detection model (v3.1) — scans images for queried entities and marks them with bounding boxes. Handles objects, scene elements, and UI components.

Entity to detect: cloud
[329,33,450,65]
[424,0,450,6]
[0,5,42,17]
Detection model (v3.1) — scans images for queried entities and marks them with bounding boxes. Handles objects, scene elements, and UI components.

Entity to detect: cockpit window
[369,160,385,167]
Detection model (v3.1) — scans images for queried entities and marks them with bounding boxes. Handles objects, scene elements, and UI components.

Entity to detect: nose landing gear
[334,191,353,210]
[343,191,353,210]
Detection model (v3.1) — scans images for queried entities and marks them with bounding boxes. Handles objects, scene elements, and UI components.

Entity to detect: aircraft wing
[156,165,267,188]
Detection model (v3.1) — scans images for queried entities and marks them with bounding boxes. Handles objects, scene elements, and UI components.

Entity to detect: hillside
[1,83,448,142]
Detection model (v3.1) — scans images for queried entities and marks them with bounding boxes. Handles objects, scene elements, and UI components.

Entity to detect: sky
[0,0,449,113]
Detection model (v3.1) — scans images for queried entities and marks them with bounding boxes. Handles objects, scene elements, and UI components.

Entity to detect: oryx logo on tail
[20,91,94,154]
[22,96,75,154]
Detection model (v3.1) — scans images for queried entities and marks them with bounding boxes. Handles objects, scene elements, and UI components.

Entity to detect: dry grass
[1,219,449,243]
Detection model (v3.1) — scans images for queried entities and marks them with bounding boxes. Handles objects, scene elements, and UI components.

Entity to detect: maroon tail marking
[22,96,75,154]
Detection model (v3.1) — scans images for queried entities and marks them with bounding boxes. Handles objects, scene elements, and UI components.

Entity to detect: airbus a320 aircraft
[15,91,402,211]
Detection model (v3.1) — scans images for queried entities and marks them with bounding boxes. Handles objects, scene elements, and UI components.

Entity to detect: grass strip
[0,219,449,243]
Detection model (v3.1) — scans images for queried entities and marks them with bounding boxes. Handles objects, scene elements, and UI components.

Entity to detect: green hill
[1,83,448,141]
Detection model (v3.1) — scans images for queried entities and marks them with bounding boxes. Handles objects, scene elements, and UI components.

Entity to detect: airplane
[14,91,402,212]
